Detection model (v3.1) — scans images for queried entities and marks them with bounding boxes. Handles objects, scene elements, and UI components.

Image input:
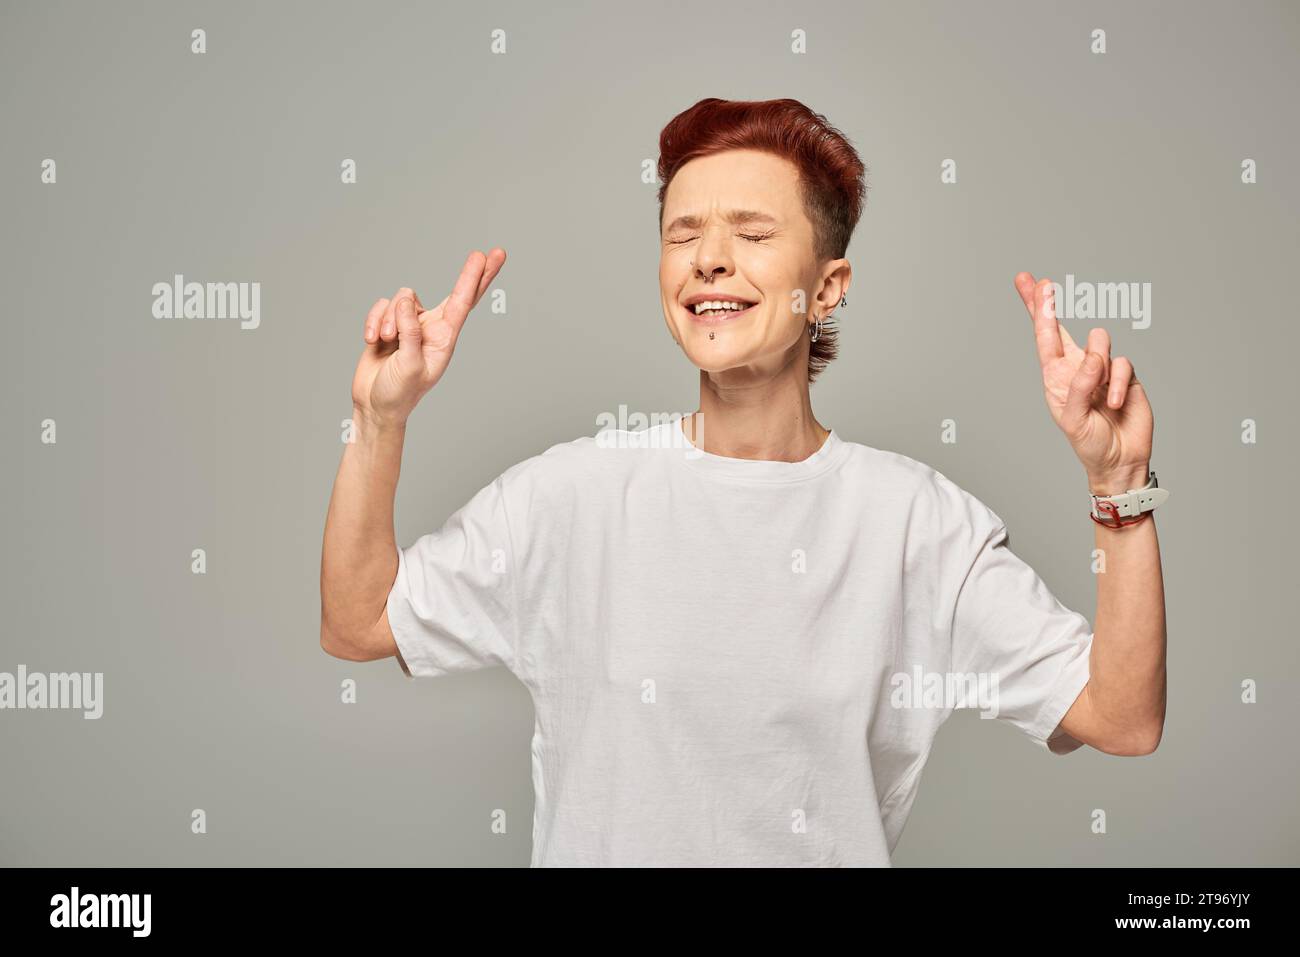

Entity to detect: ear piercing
[809,295,847,340]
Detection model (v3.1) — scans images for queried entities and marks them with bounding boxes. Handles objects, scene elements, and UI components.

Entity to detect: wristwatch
[1089,470,1170,526]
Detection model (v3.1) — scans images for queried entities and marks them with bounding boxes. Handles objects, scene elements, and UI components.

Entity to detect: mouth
[682,297,759,326]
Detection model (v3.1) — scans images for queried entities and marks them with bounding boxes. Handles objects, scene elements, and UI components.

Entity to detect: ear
[817,259,852,315]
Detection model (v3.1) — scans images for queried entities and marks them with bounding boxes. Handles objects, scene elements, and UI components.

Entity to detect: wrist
[352,405,408,440]
[1087,464,1151,496]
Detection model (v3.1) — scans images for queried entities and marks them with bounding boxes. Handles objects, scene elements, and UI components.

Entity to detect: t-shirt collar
[654,417,848,484]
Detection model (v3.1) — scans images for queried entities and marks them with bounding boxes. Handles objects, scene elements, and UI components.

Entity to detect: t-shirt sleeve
[935,475,1094,755]
[386,474,519,679]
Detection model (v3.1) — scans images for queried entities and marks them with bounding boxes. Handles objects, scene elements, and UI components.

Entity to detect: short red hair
[656,98,868,381]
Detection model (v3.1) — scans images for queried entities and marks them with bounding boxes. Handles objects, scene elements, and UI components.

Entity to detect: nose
[692,229,734,283]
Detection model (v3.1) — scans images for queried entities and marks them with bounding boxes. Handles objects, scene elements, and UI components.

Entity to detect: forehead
[662,149,805,224]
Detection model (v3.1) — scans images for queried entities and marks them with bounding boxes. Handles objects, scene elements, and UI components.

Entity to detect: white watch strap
[1089,471,1170,520]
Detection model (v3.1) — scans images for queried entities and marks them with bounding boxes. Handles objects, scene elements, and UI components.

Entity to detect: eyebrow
[663,209,780,233]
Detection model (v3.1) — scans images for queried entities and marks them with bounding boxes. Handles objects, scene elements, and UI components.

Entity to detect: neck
[684,355,828,462]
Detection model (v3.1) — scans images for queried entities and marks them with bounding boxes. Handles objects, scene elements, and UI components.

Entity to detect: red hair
[656,98,868,381]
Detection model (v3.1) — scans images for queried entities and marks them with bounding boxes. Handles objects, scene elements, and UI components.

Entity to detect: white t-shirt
[387,419,1093,866]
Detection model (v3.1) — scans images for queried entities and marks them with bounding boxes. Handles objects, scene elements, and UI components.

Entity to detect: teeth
[692,300,751,314]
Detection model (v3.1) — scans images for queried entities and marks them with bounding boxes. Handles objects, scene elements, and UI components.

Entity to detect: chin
[679,334,764,374]
[670,303,771,372]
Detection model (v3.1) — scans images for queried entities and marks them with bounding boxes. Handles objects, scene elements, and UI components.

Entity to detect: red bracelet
[1090,500,1152,528]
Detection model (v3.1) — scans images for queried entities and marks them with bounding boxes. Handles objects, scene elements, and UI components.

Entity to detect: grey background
[2,0,1296,866]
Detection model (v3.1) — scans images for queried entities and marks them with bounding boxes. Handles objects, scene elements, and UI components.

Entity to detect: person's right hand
[351,248,507,427]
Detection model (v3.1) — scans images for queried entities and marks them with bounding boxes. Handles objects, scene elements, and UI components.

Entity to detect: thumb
[1062,350,1105,435]
[394,294,423,362]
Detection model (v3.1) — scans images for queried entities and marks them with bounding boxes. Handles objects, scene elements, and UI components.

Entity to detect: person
[319,97,1168,867]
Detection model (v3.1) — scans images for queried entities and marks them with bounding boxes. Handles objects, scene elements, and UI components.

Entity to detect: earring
[840,294,847,307]
[810,313,823,342]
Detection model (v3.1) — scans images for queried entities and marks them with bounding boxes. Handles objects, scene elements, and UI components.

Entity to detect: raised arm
[319,249,506,661]
[1012,272,1166,756]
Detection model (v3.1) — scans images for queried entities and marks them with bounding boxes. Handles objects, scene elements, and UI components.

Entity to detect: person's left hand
[1013,272,1154,494]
